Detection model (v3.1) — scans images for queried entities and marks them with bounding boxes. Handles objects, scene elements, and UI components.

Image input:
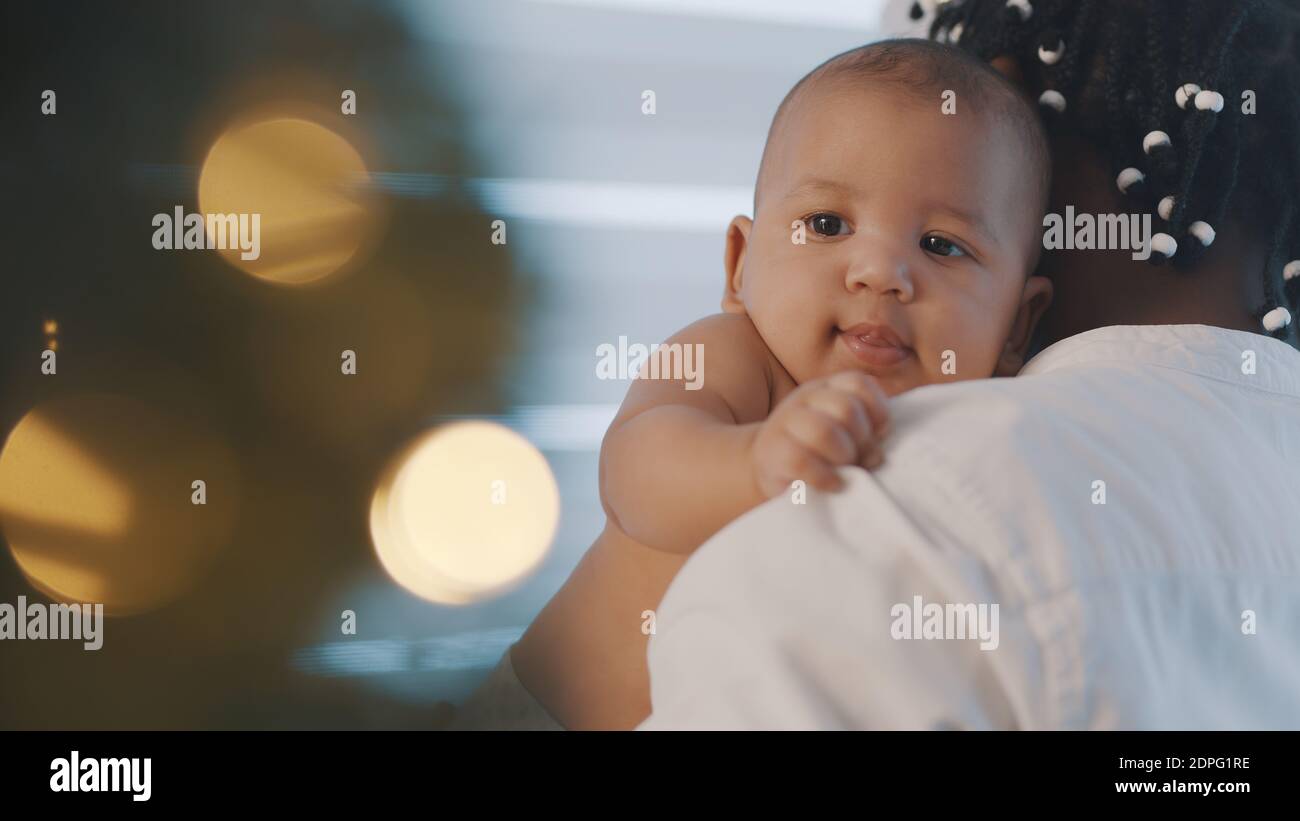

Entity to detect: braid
[1190,56,1242,257]
[1144,1,1170,128]
[1261,176,1293,340]
[1102,12,1140,181]
[1275,72,1300,340]
[1164,3,1243,267]
[925,0,1300,347]
[1177,0,1209,85]
[1141,2,1179,190]
[1054,0,1101,97]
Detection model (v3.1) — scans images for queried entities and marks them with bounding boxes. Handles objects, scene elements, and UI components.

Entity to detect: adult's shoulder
[863,370,1127,543]
[883,372,1083,462]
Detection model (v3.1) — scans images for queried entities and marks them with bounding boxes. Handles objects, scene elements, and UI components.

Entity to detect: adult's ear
[721,215,752,314]
[995,275,1053,376]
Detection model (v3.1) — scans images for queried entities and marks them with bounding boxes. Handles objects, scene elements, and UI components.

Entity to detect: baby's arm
[599,314,771,554]
[599,313,889,554]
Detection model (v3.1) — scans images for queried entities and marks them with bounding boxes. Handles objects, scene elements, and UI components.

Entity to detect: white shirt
[640,325,1300,730]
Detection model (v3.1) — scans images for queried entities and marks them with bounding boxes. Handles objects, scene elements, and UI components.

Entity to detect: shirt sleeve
[638,451,1057,730]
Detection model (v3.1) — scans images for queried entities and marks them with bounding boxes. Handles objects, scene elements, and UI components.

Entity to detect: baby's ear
[995,274,1053,376]
[721,215,752,314]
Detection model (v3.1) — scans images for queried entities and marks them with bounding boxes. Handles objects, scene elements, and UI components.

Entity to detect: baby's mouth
[837,322,912,368]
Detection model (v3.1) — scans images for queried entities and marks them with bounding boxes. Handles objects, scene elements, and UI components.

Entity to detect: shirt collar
[1019,324,1300,398]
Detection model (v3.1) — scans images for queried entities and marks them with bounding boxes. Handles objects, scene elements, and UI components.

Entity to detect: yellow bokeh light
[0,395,238,614]
[197,117,374,286]
[43,320,58,335]
[370,421,560,605]
[0,412,132,537]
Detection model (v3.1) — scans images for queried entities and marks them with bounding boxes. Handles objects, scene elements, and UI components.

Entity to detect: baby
[493,39,1052,729]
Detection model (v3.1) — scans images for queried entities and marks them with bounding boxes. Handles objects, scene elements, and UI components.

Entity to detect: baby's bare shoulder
[667,311,760,343]
[653,313,777,422]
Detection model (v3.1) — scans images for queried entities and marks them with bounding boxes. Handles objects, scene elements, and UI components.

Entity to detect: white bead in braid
[1175,83,1201,109]
[1038,36,1064,65]
[1143,130,1172,155]
[1263,306,1293,333]
[1194,90,1225,112]
[1188,221,1215,247]
[1150,233,1178,259]
[1157,196,1176,220]
[1039,89,1066,113]
[1116,167,1145,194]
[1284,260,1300,282]
[1005,0,1032,22]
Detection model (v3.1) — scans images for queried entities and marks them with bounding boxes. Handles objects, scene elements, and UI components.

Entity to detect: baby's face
[724,82,1049,396]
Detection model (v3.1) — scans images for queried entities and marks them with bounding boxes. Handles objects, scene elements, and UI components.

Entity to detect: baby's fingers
[754,432,842,496]
[826,371,891,438]
[784,405,858,466]
[778,436,843,492]
[803,387,874,455]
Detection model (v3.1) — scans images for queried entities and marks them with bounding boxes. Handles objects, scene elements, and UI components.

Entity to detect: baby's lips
[837,327,914,370]
[839,320,910,349]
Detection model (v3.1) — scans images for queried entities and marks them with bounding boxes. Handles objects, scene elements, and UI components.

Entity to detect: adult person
[640,0,1300,730]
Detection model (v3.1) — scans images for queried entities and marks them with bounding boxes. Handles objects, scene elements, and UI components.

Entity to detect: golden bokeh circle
[0,394,238,615]
[369,421,560,605]
[197,117,373,285]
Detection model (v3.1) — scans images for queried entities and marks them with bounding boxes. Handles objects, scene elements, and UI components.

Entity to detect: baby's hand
[750,371,891,498]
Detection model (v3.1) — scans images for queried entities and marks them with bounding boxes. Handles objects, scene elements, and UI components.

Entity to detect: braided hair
[923,0,1300,345]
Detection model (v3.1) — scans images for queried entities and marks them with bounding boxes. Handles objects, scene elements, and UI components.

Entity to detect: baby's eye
[805,213,851,237]
[920,234,966,257]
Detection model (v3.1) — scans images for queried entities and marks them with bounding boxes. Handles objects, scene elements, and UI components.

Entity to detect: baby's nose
[844,242,915,301]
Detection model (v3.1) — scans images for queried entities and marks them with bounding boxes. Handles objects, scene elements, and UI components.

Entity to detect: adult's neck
[1035,240,1268,349]
[1036,134,1279,349]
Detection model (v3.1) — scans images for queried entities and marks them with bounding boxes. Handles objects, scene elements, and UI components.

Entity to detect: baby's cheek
[919,328,999,383]
[943,288,1016,379]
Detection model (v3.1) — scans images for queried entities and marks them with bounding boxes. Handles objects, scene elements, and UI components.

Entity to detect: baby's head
[722,38,1052,396]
